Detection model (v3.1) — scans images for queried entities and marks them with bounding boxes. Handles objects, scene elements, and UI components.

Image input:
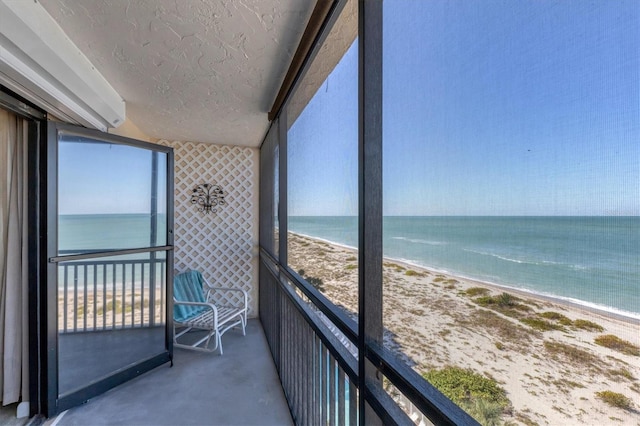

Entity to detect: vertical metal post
[304,325,311,426]
[111,264,116,329]
[338,369,346,425]
[27,118,42,416]
[349,378,358,425]
[102,266,107,329]
[63,266,68,332]
[93,265,97,329]
[46,120,59,416]
[121,265,126,326]
[278,112,288,265]
[130,264,136,326]
[83,264,88,331]
[141,263,146,325]
[358,0,383,425]
[165,149,175,350]
[329,355,336,426]
[321,345,328,424]
[149,151,158,326]
[73,265,78,331]
[313,335,320,423]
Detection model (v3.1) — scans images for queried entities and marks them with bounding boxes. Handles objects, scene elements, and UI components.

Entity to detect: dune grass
[466,287,490,297]
[520,317,563,331]
[595,335,640,356]
[596,391,634,410]
[544,341,602,369]
[572,319,604,332]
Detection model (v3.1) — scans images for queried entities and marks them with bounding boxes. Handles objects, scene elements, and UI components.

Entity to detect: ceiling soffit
[39,0,315,147]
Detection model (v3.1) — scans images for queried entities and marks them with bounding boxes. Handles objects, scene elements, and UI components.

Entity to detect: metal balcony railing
[259,248,478,426]
[57,256,166,333]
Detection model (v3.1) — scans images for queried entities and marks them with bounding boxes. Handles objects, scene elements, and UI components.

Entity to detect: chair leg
[203,330,215,349]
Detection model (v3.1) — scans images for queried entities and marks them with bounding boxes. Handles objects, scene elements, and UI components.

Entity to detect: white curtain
[0,108,29,406]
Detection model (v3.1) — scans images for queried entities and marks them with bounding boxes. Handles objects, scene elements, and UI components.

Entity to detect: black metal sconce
[191,183,226,214]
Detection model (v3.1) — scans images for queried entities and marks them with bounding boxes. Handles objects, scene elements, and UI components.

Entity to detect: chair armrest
[205,287,248,311]
[173,299,219,324]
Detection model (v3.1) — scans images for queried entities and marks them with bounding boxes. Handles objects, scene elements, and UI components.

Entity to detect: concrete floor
[47,320,293,425]
[0,403,30,426]
[59,326,165,396]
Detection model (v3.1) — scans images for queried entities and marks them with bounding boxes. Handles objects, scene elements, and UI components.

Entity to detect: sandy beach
[288,232,640,425]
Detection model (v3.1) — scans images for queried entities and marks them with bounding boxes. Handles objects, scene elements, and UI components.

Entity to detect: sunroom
[1,1,639,425]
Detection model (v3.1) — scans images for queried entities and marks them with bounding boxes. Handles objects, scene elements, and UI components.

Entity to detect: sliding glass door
[45,122,173,415]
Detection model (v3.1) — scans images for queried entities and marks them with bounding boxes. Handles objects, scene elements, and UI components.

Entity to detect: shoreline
[289,230,640,325]
[288,231,640,425]
[387,257,640,326]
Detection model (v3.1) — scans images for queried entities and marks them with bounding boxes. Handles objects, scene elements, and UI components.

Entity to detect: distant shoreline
[288,230,640,325]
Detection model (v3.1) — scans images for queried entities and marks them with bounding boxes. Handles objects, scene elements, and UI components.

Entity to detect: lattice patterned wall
[158,140,259,317]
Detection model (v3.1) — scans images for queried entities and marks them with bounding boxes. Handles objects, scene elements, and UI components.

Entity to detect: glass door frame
[43,121,174,416]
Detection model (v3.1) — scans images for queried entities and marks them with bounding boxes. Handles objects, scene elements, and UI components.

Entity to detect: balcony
[45,320,292,426]
[44,251,471,426]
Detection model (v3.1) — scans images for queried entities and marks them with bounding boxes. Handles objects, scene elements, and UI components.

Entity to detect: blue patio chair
[173,270,247,354]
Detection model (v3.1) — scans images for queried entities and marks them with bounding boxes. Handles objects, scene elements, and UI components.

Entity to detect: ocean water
[57,214,168,288]
[59,214,167,253]
[288,216,640,318]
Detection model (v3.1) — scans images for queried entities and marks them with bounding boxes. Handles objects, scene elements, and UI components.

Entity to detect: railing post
[149,253,156,326]
[358,0,384,424]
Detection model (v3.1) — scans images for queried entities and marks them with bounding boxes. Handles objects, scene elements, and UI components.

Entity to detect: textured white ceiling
[39,0,315,147]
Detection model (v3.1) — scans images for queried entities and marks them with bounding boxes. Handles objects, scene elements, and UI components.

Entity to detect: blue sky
[59,138,167,215]
[288,1,639,216]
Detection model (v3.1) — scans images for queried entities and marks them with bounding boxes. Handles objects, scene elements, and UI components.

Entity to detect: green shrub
[306,277,325,291]
[595,335,640,356]
[405,270,418,276]
[423,366,509,424]
[345,264,357,270]
[459,399,504,426]
[466,287,490,297]
[497,293,516,307]
[384,262,405,270]
[540,311,566,320]
[573,319,604,332]
[474,296,497,306]
[475,293,519,308]
[540,311,572,325]
[346,256,357,262]
[596,391,633,410]
[520,317,563,331]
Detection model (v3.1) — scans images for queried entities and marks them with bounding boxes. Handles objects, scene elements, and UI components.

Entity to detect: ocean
[288,216,640,318]
[59,214,167,252]
[57,214,168,287]
[58,214,639,317]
